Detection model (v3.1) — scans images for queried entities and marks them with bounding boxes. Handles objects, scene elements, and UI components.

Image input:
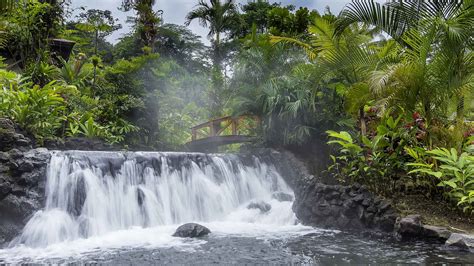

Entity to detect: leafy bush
[407,148,474,213]
[326,115,422,195]
[1,79,70,143]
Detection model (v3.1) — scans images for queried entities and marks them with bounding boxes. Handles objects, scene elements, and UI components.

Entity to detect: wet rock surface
[244,149,397,232]
[0,119,49,246]
[445,233,474,252]
[44,137,119,151]
[395,214,424,239]
[393,214,464,244]
[272,192,293,202]
[293,182,398,232]
[172,223,211,238]
[247,201,272,213]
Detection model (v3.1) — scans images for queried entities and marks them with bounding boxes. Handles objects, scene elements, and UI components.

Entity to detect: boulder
[272,192,293,202]
[445,233,474,252]
[422,225,452,241]
[247,201,272,213]
[172,223,211,238]
[395,215,423,239]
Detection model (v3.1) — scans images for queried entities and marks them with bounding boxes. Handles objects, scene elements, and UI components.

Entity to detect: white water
[0,151,317,263]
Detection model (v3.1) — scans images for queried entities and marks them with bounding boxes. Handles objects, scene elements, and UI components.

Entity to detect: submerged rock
[445,233,474,252]
[172,223,211,238]
[247,201,272,213]
[272,192,293,202]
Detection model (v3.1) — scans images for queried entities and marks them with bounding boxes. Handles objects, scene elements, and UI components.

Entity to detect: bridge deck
[186,135,255,152]
[186,115,259,152]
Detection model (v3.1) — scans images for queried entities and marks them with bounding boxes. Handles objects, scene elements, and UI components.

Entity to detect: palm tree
[121,0,161,52]
[272,14,392,135]
[337,0,474,124]
[185,0,240,116]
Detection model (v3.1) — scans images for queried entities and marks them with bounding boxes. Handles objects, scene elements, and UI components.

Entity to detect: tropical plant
[271,13,397,135]
[408,148,474,213]
[186,0,240,116]
[326,115,429,195]
[1,80,72,143]
[121,0,161,52]
[337,0,474,131]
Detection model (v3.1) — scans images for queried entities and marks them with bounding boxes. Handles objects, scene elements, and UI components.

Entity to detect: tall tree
[185,0,240,116]
[76,9,121,84]
[337,0,474,125]
[121,0,161,53]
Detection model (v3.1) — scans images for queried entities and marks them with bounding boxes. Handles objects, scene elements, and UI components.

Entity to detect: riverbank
[394,195,474,234]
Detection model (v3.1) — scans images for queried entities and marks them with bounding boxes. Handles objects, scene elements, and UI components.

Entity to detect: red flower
[412,112,421,120]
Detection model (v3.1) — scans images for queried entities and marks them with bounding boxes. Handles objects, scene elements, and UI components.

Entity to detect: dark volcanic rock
[272,192,293,202]
[172,223,211,238]
[0,121,50,246]
[44,137,119,151]
[293,182,398,232]
[394,215,453,242]
[247,201,272,213]
[244,149,398,233]
[445,233,474,252]
[395,214,423,239]
[0,118,32,152]
[422,225,452,241]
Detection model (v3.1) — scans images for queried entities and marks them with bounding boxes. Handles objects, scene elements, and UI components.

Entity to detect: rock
[0,118,32,152]
[0,118,15,133]
[17,160,34,173]
[272,192,293,202]
[0,152,9,162]
[44,137,119,151]
[247,201,272,213]
[172,223,211,238]
[137,187,145,206]
[293,182,397,232]
[422,225,452,241]
[395,215,423,239]
[0,178,12,200]
[0,119,51,246]
[445,233,474,251]
[8,148,23,159]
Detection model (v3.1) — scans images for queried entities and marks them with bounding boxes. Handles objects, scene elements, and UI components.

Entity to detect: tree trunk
[210,32,224,118]
[359,107,367,136]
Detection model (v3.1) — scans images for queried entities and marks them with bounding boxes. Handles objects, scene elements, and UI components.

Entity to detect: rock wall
[293,182,398,232]
[243,148,399,233]
[0,119,49,246]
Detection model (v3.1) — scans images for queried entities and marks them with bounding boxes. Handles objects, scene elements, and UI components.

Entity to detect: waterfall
[10,151,296,248]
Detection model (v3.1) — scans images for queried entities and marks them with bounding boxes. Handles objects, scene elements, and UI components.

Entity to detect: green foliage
[326,115,428,195]
[407,148,474,213]
[1,77,69,143]
[2,0,65,69]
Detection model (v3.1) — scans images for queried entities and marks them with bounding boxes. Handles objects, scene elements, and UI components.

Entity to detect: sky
[70,0,367,44]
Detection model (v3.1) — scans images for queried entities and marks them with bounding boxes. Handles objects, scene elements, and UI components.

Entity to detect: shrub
[326,115,421,195]
[1,76,71,143]
[407,147,474,214]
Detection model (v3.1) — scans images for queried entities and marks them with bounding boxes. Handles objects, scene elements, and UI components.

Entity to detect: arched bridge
[186,115,260,152]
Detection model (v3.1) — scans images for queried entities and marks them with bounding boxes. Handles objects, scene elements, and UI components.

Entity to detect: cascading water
[10,150,298,248]
[2,151,474,264]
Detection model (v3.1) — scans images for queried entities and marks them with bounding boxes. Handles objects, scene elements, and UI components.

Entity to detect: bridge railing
[191,115,260,141]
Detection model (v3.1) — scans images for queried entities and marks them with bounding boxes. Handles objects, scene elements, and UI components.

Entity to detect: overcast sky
[70,0,372,44]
